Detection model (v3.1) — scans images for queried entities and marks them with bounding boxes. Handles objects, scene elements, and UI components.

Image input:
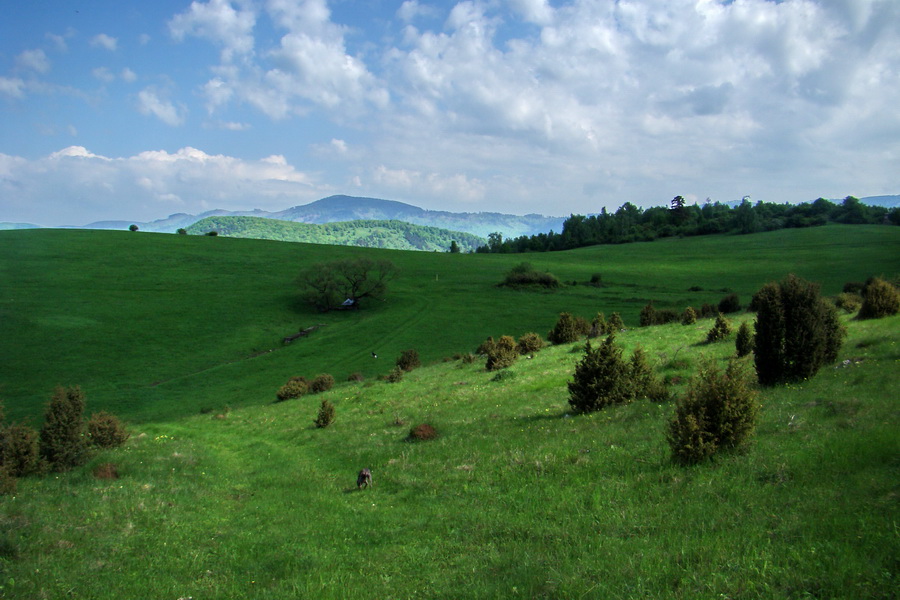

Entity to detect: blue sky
[1,0,898,226]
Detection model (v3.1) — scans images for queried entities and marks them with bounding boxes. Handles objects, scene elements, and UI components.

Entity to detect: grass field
[0,226,898,599]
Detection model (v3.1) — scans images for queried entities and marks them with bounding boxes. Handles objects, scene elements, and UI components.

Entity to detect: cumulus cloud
[16,49,50,73]
[0,146,324,226]
[90,34,118,51]
[0,76,26,99]
[137,88,187,126]
[168,0,256,62]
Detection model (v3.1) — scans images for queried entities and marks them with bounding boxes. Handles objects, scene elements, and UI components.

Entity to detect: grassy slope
[1,225,898,424]
[1,314,897,599]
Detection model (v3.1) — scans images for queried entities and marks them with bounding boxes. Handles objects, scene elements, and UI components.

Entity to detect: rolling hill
[184,215,487,252]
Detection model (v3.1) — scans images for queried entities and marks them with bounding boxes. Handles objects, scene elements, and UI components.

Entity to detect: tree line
[477,196,898,253]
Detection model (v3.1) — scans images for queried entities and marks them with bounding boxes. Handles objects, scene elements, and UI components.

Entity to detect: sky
[1,0,898,227]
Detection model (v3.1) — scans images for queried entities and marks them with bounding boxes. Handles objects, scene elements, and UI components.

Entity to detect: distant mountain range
[3,193,898,238]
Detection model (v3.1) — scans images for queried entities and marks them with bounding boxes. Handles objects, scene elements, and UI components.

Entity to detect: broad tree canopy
[298,257,398,311]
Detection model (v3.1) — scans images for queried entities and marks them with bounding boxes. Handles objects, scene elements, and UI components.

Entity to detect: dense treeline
[477,196,898,253]
[186,216,486,252]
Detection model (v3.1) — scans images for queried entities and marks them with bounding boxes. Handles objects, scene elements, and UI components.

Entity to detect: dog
[357,468,372,489]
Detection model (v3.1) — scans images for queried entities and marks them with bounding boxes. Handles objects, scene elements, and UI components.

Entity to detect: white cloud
[90,34,118,51]
[397,1,440,24]
[137,88,186,126]
[0,77,26,99]
[92,67,115,82]
[16,49,50,73]
[169,0,256,62]
[0,146,324,226]
[121,68,137,83]
[507,0,555,26]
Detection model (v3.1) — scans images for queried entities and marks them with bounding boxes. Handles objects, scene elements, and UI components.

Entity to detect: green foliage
[0,468,16,495]
[639,302,656,327]
[396,349,421,372]
[753,274,846,386]
[681,306,698,325]
[699,303,718,319]
[347,372,365,382]
[386,366,404,383]
[735,321,754,357]
[588,273,603,287]
[568,335,634,413]
[718,293,741,313]
[298,257,398,311]
[500,262,560,288]
[629,346,668,401]
[858,277,899,319]
[176,228,187,235]
[314,400,336,429]
[516,333,544,355]
[706,313,733,343]
[475,337,495,356]
[86,412,129,448]
[309,374,335,394]
[834,292,862,314]
[608,312,624,331]
[449,240,460,254]
[276,379,308,402]
[667,358,759,465]
[187,216,487,252]
[485,335,518,371]
[588,312,608,337]
[128,224,139,232]
[1,423,42,477]
[39,386,88,471]
[548,312,580,345]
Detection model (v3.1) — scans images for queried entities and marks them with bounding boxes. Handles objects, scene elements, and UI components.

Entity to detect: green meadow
[1,225,898,598]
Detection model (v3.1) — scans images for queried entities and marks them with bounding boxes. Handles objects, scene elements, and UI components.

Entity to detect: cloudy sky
[1,0,898,226]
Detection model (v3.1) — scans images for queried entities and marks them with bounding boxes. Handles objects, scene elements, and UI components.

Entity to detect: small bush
[501,263,560,288]
[396,349,421,372]
[408,423,438,441]
[706,313,733,343]
[310,373,335,393]
[460,353,477,364]
[834,292,862,314]
[630,346,667,401]
[476,337,496,355]
[386,366,404,383]
[589,313,608,338]
[699,303,718,319]
[347,372,364,382]
[666,358,759,465]
[608,313,625,331]
[87,412,129,449]
[588,273,603,287]
[842,281,865,295]
[39,386,88,472]
[314,400,336,428]
[640,303,678,326]
[718,293,742,314]
[858,277,900,319]
[548,312,580,345]
[735,321,754,357]
[639,302,657,327]
[1,423,42,477]
[517,332,544,355]
[276,379,308,401]
[682,306,698,325]
[486,335,518,371]
[568,335,634,414]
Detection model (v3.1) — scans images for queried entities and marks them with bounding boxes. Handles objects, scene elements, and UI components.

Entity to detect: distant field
[1,225,898,423]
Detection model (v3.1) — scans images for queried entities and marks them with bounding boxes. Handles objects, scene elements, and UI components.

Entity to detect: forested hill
[185,215,486,252]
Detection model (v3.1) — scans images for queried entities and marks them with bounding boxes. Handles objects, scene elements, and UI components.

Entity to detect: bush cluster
[834,292,862,314]
[699,303,718,319]
[567,335,667,413]
[858,277,899,319]
[396,349,421,372]
[639,303,679,327]
[276,378,308,401]
[718,293,742,314]
[486,336,519,371]
[753,274,845,386]
[501,262,560,288]
[666,358,759,464]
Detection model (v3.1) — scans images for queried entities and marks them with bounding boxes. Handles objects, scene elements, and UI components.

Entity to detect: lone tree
[39,386,89,471]
[298,257,397,311]
[753,274,845,385]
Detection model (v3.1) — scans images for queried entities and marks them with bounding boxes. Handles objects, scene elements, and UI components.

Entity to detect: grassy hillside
[1,225,898,424]
[1,311,897,598]
[185,215,487,252]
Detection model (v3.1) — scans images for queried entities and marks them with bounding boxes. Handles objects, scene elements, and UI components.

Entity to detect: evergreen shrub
[718,293,742,313]
[516,332,544,355]
[39,386,88,471]
[667,358,759,464]
[608,313,625,331]
[486,335,518,371]
[735,321,754,357]
[1,424,42,477]
[753,274,845,386]
[706,313,733,343]
[858,277,900,319]
[681,306,698,325]
[589,313,608,338]
[548,313,580,345]
[87,412,129,448]
[310,374,335,393]
[314,400,336,428]
[276,379,308,401]
[699,303,718,319]
[476,337,496,355]
[834,293,862,314]
[568,335,633,413]
[396,349,421,372]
